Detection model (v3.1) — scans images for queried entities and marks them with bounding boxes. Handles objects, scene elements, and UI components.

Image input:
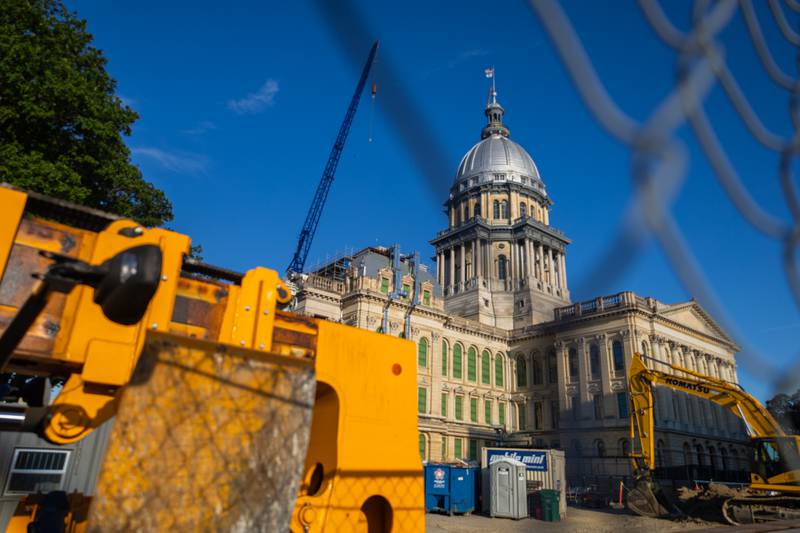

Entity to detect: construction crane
[286,40,379,277]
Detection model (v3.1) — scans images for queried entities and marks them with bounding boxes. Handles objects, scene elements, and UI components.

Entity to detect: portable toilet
[487,458,527,519]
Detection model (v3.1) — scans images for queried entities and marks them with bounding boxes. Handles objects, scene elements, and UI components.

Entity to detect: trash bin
[528,491,543,520]
[424,464,450,514]
[540,489,561,522]
[449,466,478,515]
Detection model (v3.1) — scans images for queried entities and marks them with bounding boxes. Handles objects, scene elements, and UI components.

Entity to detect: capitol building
[292,89,749,489]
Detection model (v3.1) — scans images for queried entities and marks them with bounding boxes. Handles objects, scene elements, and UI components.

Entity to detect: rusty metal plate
[88,331,316,532]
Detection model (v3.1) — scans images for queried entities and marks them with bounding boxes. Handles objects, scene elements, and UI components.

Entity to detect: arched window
[612,340,625,372]
[495,354,504,387]
[695,444,705,466]
[419,433,426,460]
[589,344,600,379]
[619,438,631,458]
[641,340,649,356]
[474,202,481,218]
[730,448,739,470]
[481,350,491,384]
[516,354,527,388]
[656,440,666,466]
[683,442,692,465]
[532,352,543,385]
[453,344,463,379]
[500,200,508,218]
[493,200,500,219]
[547,349,557,384]
[568,348,578,381]
[520,203,527,218]
[708,446,717,470]
[467,347,477,381]
[498,255,507,280]
[595,439,606,457]
[720,447,729,471]
[418,338,428,367]
[441,340,449,376]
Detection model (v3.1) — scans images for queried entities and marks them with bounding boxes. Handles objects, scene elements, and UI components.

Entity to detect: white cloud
[181,120,217,135]
[448,48,489,69]
[227,79,279,114]
[118,94,137,108]
[131,147,208,174]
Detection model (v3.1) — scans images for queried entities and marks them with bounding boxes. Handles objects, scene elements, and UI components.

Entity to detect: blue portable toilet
[424,464,451,513]
[449,466,479,515]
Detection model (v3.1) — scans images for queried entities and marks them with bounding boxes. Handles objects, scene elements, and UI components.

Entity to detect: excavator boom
[626,352,800,524]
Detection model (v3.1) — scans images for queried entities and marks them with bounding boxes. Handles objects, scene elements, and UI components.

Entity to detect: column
[471,241,477,281]
[553,251,560,288]
[598,335,615,418]
[548,247,555,286]
[460,243,466,286]
[560,253,568,291]
[525,239,533,277]
[534,242,541,280]
[436,251,442,285]
[476,239,482,279]
[449,247,455,292]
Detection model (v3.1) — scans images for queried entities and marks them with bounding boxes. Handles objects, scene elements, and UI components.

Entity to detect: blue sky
[66,0,799,402]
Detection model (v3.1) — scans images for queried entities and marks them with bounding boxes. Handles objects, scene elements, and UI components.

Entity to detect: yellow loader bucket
[88,331,316,531]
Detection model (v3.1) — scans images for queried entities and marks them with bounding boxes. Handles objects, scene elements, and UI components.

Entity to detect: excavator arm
[627,351,800,523]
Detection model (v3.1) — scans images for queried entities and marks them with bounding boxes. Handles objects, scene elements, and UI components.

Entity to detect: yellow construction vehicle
[626,351,800,524]
[0,184,424,531]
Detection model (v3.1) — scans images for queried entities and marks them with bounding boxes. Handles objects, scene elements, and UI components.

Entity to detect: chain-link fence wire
[86,336,316,532]
[313,0,800,400]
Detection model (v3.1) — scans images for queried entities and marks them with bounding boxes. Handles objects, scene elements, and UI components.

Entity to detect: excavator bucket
[626,477,678,519]
[87,331,316,531]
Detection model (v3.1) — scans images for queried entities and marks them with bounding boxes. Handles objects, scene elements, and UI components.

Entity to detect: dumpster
[424,464,478,515]
[449,466,478,514]
[424,464,451,514]
[540,489,561,522]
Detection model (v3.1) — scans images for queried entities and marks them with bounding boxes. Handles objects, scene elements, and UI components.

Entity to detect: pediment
[660,301,735,346]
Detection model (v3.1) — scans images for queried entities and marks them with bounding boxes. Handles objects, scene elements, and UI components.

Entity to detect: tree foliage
[766,389,800,434]
[0,0,172,226]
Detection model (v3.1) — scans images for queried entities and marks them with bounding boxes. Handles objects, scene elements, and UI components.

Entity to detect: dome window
[493,200,500,219]
[500,201,508,219]
[498,255,508,280]
[520,203,527,219]
[474,202,481,218]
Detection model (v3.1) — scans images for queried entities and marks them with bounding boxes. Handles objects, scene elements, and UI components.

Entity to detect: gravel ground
[425,507,725,533]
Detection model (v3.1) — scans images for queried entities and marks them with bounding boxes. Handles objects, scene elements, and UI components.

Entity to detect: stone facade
[290,90,749,488]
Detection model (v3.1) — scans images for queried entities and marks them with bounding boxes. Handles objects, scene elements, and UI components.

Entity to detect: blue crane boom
[287,40,379,276]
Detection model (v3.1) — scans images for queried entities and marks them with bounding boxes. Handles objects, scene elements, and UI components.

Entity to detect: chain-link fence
[314,0,800,400]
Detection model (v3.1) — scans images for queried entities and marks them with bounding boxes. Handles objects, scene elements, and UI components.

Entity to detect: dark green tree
[0,0,172,227]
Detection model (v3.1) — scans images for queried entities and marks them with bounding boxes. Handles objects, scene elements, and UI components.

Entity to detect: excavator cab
[751,437,800,486]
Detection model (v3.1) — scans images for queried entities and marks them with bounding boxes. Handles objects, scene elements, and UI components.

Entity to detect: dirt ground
[425,507,724,533]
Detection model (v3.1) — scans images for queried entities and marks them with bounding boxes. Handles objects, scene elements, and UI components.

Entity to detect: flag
[484,67,494,78]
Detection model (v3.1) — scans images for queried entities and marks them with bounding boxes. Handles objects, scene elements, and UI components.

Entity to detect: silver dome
[456,134,542,184]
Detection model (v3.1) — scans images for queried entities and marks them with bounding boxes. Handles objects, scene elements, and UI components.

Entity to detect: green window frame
[419,433,426,459]
[453,344,463,379]
[468,439,478,460]
[454,438,462,459]
[417,387,427,414]
[484,400,492,425]
[470,397,478,422]
[498,402,506,425]
[441,341,448,375]
[418,338,428,367]
[455,395,463,421]
[402,283,411,300]
[441,436,448,460]
[481,350,491,384]
[495,354,504,387]
[519,402,527,430]
[423,290,431,306]
[516,355,527,387]
[380,277,389,294]
[467,347,477,381]
[441,393,448,417]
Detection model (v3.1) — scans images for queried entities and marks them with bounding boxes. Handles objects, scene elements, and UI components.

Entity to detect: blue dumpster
[450,466,478,515]
[424,464,451,513]
[424,464,478,515]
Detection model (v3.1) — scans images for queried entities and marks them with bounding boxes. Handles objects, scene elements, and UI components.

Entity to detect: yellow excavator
[626,351,800,525]
[0,184,424,531]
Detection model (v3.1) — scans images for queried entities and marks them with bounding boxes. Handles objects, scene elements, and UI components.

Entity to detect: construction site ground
[425,507,724,533]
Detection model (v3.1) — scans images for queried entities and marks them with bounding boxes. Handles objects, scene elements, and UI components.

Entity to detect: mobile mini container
[481,447,567,518]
